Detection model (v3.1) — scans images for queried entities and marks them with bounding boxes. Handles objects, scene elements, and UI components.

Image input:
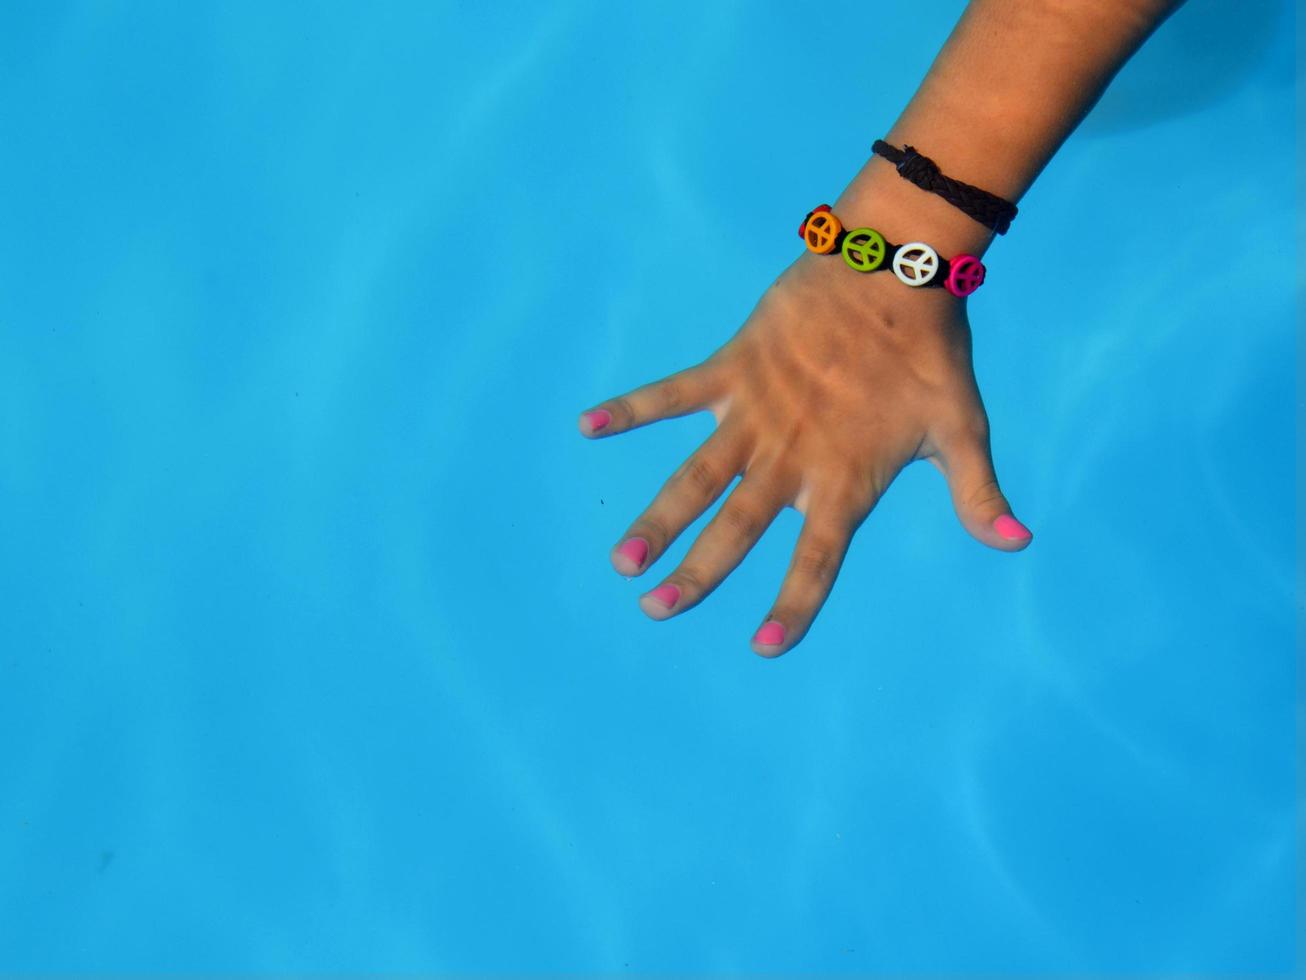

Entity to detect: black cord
[872,140,1018,235]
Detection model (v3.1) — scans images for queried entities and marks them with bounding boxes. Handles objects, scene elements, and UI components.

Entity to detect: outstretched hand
[578,247,1031,658]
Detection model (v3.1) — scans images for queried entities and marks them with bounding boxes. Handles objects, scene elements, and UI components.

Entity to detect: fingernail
[615,536,649,571]
[752,620,785,646]
[993,514,1032,541]
[582,409,611,433]
[644,583,680,609]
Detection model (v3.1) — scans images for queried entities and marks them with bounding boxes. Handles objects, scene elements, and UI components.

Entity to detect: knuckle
[673,565,708,595]
[679,455,723,499]
[632,514,670,549]
[793,545,840,585]
[964,478,1005,512]
[714,502,762,542]
[611,396,636,426]
[657,376,686,414]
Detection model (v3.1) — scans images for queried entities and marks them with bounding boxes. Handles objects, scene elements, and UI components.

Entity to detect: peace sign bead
[841,228,888,272]
[891,242,939,287]
[803,211,843,254]
[798,204,832,239]
[944,254,986,297]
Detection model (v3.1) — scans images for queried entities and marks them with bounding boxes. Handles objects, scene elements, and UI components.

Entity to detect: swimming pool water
[0,1,1296,974]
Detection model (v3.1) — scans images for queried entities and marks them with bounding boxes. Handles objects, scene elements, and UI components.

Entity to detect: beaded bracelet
[798,204,987,298]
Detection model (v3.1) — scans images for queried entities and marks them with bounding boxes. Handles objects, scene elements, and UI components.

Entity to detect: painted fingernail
[753,620,786,646]
[644,583,681,609]
[615,536,649,571]
[582,409,611,434]
[994,514,1033,541]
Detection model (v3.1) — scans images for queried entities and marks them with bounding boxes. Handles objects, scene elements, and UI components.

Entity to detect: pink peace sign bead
[944,254,986,297]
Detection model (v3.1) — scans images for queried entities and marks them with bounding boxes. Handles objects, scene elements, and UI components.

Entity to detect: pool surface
[0,1,1297,974]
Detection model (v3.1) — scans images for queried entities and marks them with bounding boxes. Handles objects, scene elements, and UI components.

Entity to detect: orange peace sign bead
[798,204,832,239]
[803,211,843,254]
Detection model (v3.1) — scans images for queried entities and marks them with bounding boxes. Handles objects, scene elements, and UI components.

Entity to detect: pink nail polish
[645,584,680,609]
[994,514,1032,541]
[616,537,649,569]
[583,409,611,433]
[753,620,785,646]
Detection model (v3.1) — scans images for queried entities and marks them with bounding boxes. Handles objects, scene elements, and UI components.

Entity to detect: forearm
[833,0,1185,257]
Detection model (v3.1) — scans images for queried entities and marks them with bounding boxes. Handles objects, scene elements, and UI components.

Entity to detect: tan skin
[579,0,1185,657]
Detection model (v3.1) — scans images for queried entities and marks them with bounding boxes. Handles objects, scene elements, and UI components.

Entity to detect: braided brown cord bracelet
[871,140,1018,235]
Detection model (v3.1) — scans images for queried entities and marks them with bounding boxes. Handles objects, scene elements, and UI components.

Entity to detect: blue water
[0,1,1296,974]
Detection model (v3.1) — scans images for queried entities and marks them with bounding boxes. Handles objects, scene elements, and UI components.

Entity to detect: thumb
[933,423,1033,552]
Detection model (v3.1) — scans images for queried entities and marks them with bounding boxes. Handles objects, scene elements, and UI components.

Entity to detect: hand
[577,244,1032,659]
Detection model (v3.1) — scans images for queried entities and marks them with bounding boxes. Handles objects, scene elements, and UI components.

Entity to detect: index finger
[578,361,721,438]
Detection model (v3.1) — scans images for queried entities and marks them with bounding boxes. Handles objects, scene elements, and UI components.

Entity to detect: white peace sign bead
[892,242,940,287]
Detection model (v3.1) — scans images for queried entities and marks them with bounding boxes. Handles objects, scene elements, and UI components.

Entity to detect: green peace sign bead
[841,227,887,272]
